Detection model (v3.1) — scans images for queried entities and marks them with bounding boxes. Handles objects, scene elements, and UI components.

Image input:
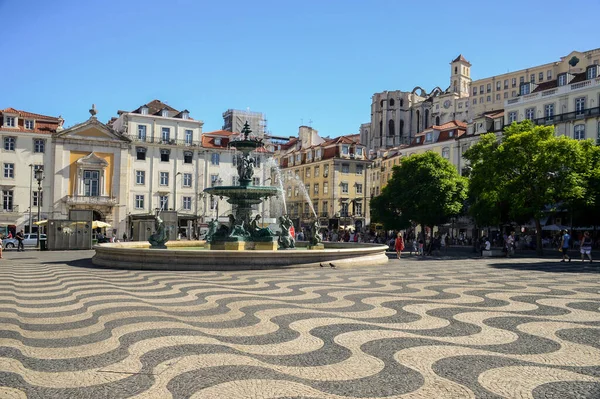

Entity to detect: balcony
[124,134,197,147]
[505,77,600,107]
[533,107,600,126]
[1,205,19,213]
[65,195,118,206]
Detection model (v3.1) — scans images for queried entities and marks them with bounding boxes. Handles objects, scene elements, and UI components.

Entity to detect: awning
[34,220,48,226]
[92,220,111,229]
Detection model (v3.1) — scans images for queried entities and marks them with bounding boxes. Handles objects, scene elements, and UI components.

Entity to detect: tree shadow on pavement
[488,261,599,274]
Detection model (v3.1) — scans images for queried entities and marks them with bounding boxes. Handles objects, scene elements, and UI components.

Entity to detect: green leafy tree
[370,151,468,233]
[465,120,591,255]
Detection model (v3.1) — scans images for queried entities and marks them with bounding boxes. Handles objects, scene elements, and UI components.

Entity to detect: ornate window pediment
[74,152,108,197]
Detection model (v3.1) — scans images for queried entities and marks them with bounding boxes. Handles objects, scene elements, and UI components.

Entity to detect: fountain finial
[241,121,252,140]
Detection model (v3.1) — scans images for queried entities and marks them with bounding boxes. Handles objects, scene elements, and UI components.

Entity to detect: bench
[482,249,505,257]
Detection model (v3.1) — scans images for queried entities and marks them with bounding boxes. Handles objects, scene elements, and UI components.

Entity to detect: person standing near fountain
[395,233,405,259]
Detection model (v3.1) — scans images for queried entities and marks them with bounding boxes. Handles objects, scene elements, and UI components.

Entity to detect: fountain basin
[204,185,281,204]
[92,241,388,270]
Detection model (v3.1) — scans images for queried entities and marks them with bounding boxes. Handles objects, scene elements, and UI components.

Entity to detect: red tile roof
[0,108,61,134]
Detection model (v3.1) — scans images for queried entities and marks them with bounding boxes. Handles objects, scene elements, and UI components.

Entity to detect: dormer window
[558,74,567,86]
[342,145,349,155]
[214,138,221,146]
[356,147,363,156]
[587,66,598,80]
[416,137,421,143]
[182,111,190,120]
[520,83,531,95]
[316,148,322,159]
[161,109,169,117]
[4,116,15,127]
[25,120,34,130]
[296,153,301,163]
[425,132,433,142]
[140,106,149,115]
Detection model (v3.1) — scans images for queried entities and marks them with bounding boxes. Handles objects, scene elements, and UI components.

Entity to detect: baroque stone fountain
[203,122,283,250]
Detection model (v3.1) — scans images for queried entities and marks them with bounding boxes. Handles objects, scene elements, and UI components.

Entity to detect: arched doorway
[92,210,104,221]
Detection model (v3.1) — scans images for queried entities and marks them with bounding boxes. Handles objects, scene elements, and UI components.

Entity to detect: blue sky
[2,0,599,137]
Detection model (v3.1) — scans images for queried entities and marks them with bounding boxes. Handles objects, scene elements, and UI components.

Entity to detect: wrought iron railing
[123,134,198,147]
[65,195,118,206]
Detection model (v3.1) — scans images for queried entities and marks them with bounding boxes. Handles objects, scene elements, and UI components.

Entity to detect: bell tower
[450,54,471,97]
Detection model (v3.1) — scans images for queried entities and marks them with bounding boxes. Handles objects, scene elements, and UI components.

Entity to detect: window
[315,148,322,159]
[512,90,517,97]
[305,167,310,177]
[211,174,219,187]
[160,172,169,186]
[296,153,301,163]
[487,83,491,93]
[504,79,509,89]
[356,165,363,175]
[544,104,554,120]
[512,78,517,87]
[161,109,169,117]
[83,170,100,196]
[587,66,597,80]
[458,102,463,109]
[509,111,517,123]
[183,196,192,210]
[479,85,484,94]
[135,195,144,209]
[313,201,318,214]
[539,72,544,82]
[136,147,146,161]
[314,183,319,195]
[4,163,14,178]
[4,116,15,127]
[547,70,552,80]
[182,111,189,120]
[323,182,328,194]
[4,137,15,151]
[558,74,567,86]
[575,97,586,115]
[294,187,299,197]
[496,81,501,91]
[520,76,524,84]
[136,170,145,185]
[161,127,170,142]
[496,94,500,101]
[322,200,328,215]
[138,125,147,141]
[140,106,148,115]
[480,97,483,104]
[183,173,192,187]
[355,202,362,216]
[425,132,433,142]
[340,202,349,216]
[160,149,170,162]
[473,99,477,105]
[323,165,329,177]
[574,124,585,140]
[306,150,312,161]
[185,129,193,145]
[210,196,217,210]
[356,147,363,156]
[33,191,42,207]
[487,95,491,102]
[214,138,221,146]
[159,195,168,210]
[211,152,220,165]
[341,182,349,194]
[442,147,450,159]
[184,151,193,164]
[314,166,320,177]
[504,92,508,99]
[521,83,530,95]
[25,120,34,130]
[34,139,45,153]
[231,175,239,186]
[287,187,291,198]
[342,163,349,173]
[530,74,535,83]
[356,183,363,194]
[253,177,260,186]
[472,87,477,96]
[342,145,349,155]
[2,190,14,211]
[525,108,535,120]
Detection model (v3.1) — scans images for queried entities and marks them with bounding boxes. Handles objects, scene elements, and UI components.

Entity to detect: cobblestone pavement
[0,250,599,398]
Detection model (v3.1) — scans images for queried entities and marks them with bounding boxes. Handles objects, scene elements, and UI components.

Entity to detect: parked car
[2,234,46,249]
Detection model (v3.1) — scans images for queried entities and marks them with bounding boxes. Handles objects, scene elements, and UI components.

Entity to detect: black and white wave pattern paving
[0,257,599,398]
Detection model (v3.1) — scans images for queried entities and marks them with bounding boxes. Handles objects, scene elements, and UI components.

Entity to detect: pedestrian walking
[560,229,572,262]
[580,231,593,263]
[395,233,405,259]
[15,229,25,252]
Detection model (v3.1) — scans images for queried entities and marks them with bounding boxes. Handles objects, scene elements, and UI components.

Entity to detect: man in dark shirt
[15,230,25,252]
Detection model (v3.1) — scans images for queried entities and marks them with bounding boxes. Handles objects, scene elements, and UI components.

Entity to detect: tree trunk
[534,218,543,256]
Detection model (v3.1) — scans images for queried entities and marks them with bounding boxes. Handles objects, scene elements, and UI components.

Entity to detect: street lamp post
[28,164,33,234]
[34,166,44,249]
